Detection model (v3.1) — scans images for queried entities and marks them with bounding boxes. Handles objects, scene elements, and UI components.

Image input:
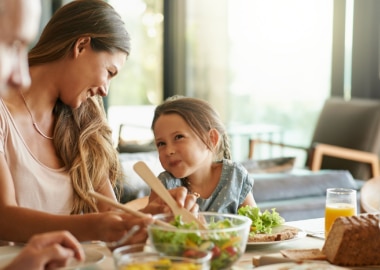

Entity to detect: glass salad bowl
[113,243,212,270]
[148,212,252,270]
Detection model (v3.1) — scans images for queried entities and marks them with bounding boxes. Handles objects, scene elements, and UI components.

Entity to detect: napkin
[253,249,326,267]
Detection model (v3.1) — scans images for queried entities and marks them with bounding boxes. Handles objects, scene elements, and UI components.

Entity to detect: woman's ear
[209,128,220,148]
[73,36,91,58]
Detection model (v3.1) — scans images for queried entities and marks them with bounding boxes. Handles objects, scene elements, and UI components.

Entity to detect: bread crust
[249,226,299,242]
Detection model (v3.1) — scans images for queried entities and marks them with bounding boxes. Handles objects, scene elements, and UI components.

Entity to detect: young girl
[150,96,256,214]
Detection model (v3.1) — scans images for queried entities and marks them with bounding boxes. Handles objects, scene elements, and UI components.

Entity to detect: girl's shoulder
[221,159,249,174]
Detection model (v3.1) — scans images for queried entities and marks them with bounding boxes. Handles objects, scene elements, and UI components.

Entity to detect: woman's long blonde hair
[28,0,130,214]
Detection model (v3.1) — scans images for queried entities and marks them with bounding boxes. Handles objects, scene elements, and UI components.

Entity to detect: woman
[0,0,197,245]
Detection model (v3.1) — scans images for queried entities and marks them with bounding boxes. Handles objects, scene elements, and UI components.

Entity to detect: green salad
[237,206,284,236]
[150,215,244,270]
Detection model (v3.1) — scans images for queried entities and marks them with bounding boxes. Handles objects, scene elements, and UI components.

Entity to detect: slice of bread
[281,248,327,261]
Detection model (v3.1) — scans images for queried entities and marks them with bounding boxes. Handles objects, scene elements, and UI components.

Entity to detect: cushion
[241,157,295,173]
[252,170,358,202]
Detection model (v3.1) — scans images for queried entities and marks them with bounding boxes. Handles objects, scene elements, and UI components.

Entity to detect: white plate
[247,225,306,246]
[0,246,23,268]
[0,245,104,269]
[255,262,350,269]
[58,248,105,269]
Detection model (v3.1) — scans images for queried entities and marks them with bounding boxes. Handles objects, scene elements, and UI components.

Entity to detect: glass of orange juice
[325,188,356,238]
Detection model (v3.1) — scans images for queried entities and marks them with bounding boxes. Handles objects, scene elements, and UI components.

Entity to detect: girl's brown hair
[28,0,130,214]
[151,96,231,160]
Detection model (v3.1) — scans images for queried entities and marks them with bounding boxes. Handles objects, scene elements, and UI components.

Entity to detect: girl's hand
[168,186,199,213]
[145,186,199,215]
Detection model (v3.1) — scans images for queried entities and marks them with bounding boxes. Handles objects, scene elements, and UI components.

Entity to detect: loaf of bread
[322,214,380,266]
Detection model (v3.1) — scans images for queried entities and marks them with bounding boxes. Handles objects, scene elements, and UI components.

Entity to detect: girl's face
[153,113,213,178]
[59,38,126,109]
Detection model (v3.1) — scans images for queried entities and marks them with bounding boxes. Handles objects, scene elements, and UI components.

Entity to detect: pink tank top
[0,99,73,214]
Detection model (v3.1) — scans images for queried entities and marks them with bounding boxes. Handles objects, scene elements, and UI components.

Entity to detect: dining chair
[248,97,380,180]
[117,123,156,153]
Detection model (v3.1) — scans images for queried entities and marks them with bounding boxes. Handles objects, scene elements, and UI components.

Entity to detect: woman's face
[59,38,126,108]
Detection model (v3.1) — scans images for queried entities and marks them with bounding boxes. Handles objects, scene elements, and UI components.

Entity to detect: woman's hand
[95,211,153,250]
[4,231,84,270]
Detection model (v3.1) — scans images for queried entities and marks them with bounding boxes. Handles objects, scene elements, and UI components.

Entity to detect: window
[108,1,334,162]
[107,0,163,143]
[183,0,334,163]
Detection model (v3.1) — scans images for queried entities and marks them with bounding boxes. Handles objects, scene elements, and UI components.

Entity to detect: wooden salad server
[133,161,207,229]
[88,190,174,228]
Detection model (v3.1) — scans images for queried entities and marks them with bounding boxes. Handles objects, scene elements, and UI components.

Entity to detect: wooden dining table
[0,217,327,269]
[235,217,325,269]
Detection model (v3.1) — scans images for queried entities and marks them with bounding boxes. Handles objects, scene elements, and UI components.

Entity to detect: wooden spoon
[133,161,207,229]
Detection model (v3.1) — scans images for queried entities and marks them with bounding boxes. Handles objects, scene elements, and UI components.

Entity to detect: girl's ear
[73,36,91,58]
[209,128,220,148]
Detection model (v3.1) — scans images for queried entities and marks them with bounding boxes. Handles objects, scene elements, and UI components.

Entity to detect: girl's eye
[174,134,184,140]
[156,142,164,147]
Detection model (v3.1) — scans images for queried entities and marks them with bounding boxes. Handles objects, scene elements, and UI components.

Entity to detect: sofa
[251,170,362,221]
[118,151,363,222]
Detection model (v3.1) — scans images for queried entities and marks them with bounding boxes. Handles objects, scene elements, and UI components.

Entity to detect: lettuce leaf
[237,206,284,235]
